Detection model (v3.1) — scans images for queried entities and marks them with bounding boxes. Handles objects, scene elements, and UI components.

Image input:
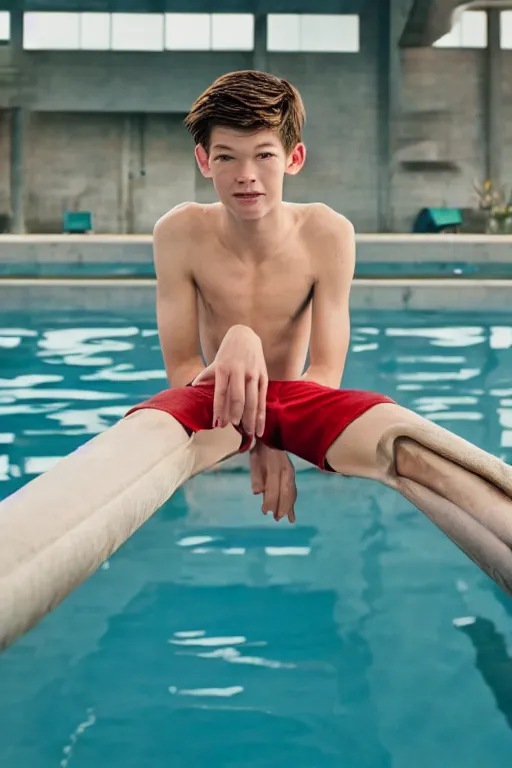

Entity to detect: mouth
[233,192,264,199]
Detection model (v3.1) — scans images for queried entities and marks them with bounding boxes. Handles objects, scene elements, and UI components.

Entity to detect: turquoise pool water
[1,260,512,279]
[1,308,512,767]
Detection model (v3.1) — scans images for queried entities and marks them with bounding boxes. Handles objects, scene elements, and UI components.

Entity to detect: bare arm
[153,208,205,389]
[302,213,356,389]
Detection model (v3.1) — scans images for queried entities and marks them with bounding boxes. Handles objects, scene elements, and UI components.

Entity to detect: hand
[191,325,268,438]
[250,441,297,524]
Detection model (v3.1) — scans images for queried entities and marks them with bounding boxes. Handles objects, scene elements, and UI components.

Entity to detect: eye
[259,152,275,160]
[215,155,233,162]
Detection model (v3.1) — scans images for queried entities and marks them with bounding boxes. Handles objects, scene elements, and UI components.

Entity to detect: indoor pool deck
[2,233,512,266]
[0,233,512,313]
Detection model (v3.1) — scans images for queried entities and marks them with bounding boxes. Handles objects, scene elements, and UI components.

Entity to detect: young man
[128,71,512,595]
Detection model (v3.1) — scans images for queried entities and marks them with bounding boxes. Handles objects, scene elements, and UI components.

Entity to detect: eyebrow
[211,143,277,151]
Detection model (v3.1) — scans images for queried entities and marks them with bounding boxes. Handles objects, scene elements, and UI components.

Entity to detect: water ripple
[0,375,63,388]
[196,647,296,670]
[168,685,244,698]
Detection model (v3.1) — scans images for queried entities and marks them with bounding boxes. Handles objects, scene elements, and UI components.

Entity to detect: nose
[235,161,257,185]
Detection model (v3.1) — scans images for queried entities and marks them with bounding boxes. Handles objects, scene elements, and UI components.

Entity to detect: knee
[394,437,443,494]
[394,437,420,477]
[190,425,243,475]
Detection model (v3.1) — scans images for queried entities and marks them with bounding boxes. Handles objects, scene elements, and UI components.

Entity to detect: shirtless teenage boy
[127,71,512,594]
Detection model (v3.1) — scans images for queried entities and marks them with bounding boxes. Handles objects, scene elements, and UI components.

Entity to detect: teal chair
[63,211,93,234]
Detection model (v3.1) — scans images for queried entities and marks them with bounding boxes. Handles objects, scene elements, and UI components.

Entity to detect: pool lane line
[1,278,512,288]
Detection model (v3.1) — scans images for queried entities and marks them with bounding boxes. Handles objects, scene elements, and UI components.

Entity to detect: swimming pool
[1,307,512,767]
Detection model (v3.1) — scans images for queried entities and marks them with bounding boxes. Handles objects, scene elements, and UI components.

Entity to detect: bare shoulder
[152,202,217,273]
[297,203,355,276]
[301,202,354,239]
[153,201,203,242]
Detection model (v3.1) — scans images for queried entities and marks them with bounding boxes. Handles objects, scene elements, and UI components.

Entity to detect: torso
[185,202,324,380]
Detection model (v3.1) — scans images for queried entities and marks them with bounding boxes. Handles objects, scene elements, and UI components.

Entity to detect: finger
[289,475,297,524]
[242,374,259,437]
[250,451,265,495]
[262,469,280,521]
[278,471,297,524]
[221,378,232,429]
[213,367,229,428]
[256,374,268,438]
[228,367,245,427]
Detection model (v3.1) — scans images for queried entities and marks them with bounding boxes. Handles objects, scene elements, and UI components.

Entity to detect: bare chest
[194,249,314,342]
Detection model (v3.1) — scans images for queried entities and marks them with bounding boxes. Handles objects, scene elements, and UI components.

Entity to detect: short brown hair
[184,70,305,154]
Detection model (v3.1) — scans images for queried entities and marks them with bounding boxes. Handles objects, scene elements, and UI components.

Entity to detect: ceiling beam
[0,0,369,14]
[400,0,468,47]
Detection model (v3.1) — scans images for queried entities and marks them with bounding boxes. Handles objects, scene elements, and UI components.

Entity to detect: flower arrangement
[473,179,512,234]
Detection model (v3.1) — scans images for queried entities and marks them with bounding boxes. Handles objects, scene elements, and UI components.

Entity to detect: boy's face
[195,127,305,220]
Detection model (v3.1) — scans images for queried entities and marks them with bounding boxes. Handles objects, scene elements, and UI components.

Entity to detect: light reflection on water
[0,309,512,767]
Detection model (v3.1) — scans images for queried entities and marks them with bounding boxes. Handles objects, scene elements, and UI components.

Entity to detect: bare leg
[0,411,243,653]
[188,422,243,476]
[325,404,512,596]
[395,438,512,547]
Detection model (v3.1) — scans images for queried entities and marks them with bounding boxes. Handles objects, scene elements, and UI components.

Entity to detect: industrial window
[433,10,487,48]
[211,14,254,51]
[79,13,110,51]
[0,12,9,42]
[164,13,253,51]
[267,14,359,53]
[18,12,253,51]
[501,11,512,49]
[111,14,164,51]
[24,12,112,50]
[24,12,81,50]
[164,13,211,50]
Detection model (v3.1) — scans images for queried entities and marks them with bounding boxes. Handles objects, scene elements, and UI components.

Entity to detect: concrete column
[376,0,392,232]
[485,9,502,186]
[9,10,25,234]
[118,116,133,234]
[10,108,26,234]
[253,15,267,73]
[385,0,412,233]
[9,9,23,55]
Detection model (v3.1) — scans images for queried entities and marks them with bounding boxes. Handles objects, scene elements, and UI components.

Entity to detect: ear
[195,144,212,179]
[285,143,306,176]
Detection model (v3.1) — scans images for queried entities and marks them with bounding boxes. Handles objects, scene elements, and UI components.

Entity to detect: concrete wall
[270,50,379,230]
[0,5,381,233]
[391,47,487,232]
[19,51,253,114]
[25,112,123,233]
[18,112,195,234]
[503,55,512,192]
[0,43,381,231]
[0,3,510,233]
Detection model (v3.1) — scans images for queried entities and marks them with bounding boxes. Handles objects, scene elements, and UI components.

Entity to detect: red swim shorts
[125,381,395,472]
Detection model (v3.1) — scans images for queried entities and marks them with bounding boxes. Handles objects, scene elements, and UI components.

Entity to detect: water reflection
[60,708,96,768]
[81,366,167,382]
[456,617,512,731]
[384,326,485,347]
[0,374,63,387]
